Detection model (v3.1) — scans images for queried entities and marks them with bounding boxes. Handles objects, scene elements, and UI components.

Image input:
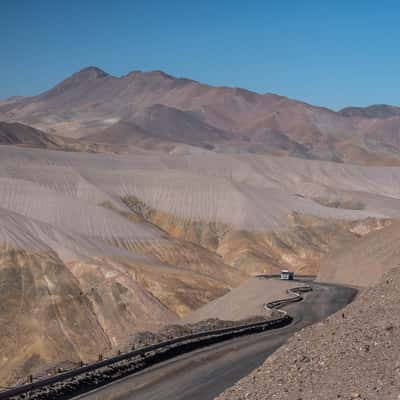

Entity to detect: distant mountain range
[1,66,400,165]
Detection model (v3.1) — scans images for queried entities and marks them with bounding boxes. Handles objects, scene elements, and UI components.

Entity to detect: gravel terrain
[217,268,400,400]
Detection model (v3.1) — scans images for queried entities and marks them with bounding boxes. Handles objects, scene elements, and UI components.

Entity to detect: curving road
[73,280,357,400]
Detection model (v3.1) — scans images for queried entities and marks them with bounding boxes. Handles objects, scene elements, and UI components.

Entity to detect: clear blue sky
[1,0,399,109]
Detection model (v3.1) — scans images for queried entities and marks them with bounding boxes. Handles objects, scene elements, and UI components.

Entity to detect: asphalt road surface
[74,281,357,400]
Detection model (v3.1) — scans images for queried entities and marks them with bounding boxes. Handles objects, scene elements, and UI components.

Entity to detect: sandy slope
[183,277,300,323]
[2,146,400,228]
[318,221,400,287]
[1,145,400,274]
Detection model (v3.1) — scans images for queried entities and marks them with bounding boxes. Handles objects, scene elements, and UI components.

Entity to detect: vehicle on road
[280,270,294,280]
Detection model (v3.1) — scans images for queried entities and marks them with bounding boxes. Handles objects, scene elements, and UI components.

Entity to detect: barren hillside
[318,221,400,287]
[0,146,246,385]
[217,268,400,400]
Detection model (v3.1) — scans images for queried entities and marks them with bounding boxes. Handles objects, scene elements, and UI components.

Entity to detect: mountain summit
[71,66,109,79]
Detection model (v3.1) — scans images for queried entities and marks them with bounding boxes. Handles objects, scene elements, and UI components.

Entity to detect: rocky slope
[2,67,400,164]
[217,268,400,400]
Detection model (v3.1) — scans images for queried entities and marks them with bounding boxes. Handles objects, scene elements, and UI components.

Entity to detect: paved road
[74,281,357,400]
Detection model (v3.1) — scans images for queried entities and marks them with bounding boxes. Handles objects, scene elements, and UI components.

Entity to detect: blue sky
[1,0,399,109]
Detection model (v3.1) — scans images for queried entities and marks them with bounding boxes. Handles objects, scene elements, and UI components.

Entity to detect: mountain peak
[73,66,109,79]
[36,66,110,99]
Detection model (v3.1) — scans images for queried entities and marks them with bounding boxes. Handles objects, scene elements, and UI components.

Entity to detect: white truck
[280,270,294,280]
